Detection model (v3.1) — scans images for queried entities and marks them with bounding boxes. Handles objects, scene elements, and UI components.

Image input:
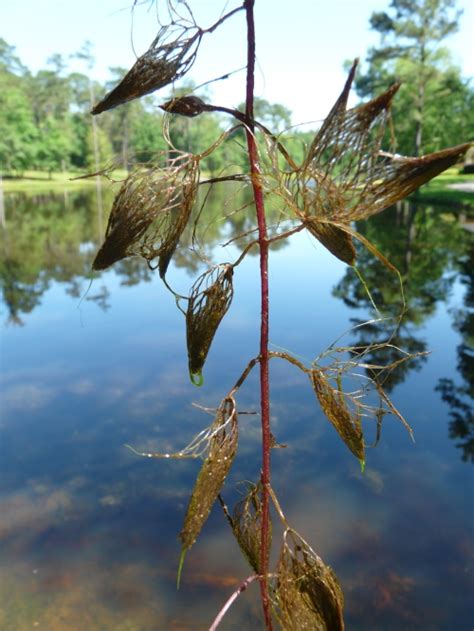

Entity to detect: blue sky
[1,0,473,125]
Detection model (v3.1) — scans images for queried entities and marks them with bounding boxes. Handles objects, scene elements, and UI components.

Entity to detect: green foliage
[238,97,292,134]
[355,0,472,156]
[28,69,72,123]
[131,110,168,163]
[0,43,139,173]
[85,124,114,170]
[36,116,75,174]
[0,39,306,178]
[0,37,27,75]
[0,73,38,172]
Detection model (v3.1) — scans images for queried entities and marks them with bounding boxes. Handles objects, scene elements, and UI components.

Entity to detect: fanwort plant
[88,1,470,628]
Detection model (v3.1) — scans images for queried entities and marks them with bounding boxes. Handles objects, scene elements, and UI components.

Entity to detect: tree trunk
[414,80,425,157]
[0,174,5,230]
[122,122,129,172]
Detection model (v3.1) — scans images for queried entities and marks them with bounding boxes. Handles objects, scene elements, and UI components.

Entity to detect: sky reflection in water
[0,188,473,630]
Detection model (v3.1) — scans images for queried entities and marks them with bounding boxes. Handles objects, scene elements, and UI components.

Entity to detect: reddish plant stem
[243,1,273,629]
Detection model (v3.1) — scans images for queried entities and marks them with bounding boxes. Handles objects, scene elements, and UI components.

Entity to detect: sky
[1,0,473,126]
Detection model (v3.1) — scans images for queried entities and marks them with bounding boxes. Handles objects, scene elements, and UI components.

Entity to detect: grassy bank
[1,170,127,193]
[411,168,474,208]
[2,167,473,207]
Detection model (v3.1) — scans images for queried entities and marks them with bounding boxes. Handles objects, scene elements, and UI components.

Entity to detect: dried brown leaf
[180,396,238,551]
[297,58,471,226]
[358,144,472,216]
[157,161,199,277]
[186,265,234,381]
[160,95,207,117]
[306,220,356,265]
[92,26,200,115]
[303,59,360,170]
[92,156,198,272]
[227,483,269,574]
[310,369,364,462]
[273,529,345,631]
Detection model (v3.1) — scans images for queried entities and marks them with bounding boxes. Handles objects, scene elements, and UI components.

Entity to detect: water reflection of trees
[332,200,473,460]
[0,185,289,323]
[0,190,109,323]
[3,188,472,459]
[436,238,474,462]
[177,183,290,270]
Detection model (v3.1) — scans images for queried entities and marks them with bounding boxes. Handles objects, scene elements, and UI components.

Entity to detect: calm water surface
[0,186,473,630]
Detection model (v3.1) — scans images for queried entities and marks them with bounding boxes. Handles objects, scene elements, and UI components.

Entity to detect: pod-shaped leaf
[306,219,356,265]
[352,143,473,219]
[160,95,207,118]
[92,169,162,270]
[92,27,200,115]
[304,61,400,174]
[273,529,345,631]
[297,59,471,224]
[227,483,269,574]
[92,157,198,272]
[303,58,360,171]
[310,369,364,462]
[186,265,234,383]
[180,396,238,551]
[157,160,199,278]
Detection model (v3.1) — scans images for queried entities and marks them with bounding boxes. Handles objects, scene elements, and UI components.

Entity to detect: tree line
[0,0,472,177]
[0,38,307,176]
[354,0,473,157]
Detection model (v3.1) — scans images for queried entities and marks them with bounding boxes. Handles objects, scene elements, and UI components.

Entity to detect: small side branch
[268,350,309,374]
[229,356,260,396]
[209,574,259,631]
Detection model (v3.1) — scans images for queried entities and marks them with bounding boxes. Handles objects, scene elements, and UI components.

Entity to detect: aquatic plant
[89,1,470,628]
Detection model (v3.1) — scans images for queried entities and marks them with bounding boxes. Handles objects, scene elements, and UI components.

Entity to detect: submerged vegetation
[30,1,467,629]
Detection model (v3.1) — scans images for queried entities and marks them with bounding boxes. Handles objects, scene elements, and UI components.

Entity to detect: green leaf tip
[190,371,204,387]
[360,459,366,473]
[177,548,187,589]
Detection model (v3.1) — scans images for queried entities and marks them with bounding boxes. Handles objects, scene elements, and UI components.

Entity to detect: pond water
[0,185,473,630]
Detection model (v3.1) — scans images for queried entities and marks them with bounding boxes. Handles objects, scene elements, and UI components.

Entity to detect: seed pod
[180,396,238,551]
[304,59,399,173]
[92,27,200,115]
[160,95,207,118]
[273,529,345,631]
[157,160,200,278]
[92,169,160,270]
[92,157,198,272]
[306,219,356,265]
[297,59,471,225]
[310,369,364,463]
[227,483,269,574]
[355,143,473,218]
[186,265,234,383]
[303,58,359,172]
